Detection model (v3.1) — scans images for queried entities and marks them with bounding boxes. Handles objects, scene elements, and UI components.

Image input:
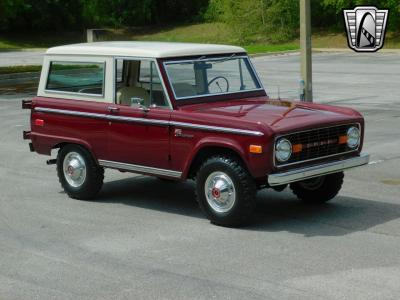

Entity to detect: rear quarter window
[46,61,105,96]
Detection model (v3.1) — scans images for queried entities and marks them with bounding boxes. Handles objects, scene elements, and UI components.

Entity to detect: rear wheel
[290,172,344,204]
[57,144,104,200]
[195,156,256,227]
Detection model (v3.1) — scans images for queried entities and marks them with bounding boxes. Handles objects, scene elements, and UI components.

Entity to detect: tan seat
[117,86,150,106]
[116,60,150,106]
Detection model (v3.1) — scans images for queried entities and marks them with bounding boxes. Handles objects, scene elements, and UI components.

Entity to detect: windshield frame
[162,54,265,102]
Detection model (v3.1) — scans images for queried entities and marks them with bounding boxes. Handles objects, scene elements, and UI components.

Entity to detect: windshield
[164,56,262,100]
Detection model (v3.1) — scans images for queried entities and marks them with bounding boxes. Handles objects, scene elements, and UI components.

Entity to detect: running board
[98,160,182,179]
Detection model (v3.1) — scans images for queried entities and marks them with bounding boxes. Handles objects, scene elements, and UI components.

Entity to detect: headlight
[347,126,360,148]
[275,138,292,162]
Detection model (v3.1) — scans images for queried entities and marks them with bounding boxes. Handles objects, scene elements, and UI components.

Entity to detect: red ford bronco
[23,42,369,226]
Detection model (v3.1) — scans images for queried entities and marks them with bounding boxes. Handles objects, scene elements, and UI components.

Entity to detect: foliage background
[0,0,398,44]
[205,0,399,43]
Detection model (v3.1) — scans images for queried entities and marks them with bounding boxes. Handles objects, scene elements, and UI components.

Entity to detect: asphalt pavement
[0,52,400,299]
[0,50,44,67]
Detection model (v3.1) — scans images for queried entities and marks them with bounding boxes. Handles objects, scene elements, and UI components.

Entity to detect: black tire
[57,144,104,200]
[290,172,344,204]
[195,156,257,227]
[156,177,177,183]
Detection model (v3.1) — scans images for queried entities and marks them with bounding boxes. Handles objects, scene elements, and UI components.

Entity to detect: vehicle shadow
[250,189,400,237]
[98,176,202,219]
[98,176,400,237]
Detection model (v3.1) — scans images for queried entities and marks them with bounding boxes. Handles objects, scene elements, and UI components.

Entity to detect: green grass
[312,30,400,49]
[244,43,299,54]
[116,23,400,51]
[0,32,85,51]
[0,65,42,74]
[129,23,236,44]
[379,32,400,49]
[1,22,399,55]
[0,23,301,55]
[105,23,300,54]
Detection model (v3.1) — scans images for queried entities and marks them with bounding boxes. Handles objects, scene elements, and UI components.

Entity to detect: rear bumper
[268,153,370,186]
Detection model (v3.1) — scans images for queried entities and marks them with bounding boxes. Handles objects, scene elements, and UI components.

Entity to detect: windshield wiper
[195,55,207,61]
[212,53,237,64]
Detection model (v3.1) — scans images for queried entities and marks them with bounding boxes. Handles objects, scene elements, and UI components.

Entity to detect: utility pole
[300,0,313,102]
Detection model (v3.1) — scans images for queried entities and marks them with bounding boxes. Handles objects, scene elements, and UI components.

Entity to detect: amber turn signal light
[292,144,303,153]
[249,145,263,154]
[338,135,348,144]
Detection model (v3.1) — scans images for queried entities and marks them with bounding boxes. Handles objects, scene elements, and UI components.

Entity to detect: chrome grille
[275,124,360,167]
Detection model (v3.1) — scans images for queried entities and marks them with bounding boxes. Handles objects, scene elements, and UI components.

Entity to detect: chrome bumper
[268,153,370,186]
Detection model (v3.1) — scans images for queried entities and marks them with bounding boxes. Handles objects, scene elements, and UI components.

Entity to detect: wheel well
[51,142,96,161]
[187,146,247,179]
[52,142,68,150]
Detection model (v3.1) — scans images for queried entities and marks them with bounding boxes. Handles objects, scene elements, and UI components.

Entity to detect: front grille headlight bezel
[275,138,292,162]
[273,123,362,168]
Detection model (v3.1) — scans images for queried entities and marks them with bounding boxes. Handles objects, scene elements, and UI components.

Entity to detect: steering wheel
[208,76,230,93]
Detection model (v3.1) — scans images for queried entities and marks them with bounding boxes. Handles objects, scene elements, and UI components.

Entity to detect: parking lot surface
[0,52,399,299]
[0,50,44,67]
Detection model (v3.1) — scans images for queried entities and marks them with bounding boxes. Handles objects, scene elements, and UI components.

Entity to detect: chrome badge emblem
[343,6,388,52]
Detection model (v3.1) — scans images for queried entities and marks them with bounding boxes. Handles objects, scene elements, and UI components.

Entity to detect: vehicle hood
[179,97,363,134]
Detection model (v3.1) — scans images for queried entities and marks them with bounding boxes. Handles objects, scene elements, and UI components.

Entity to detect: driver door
[105,59,172,170]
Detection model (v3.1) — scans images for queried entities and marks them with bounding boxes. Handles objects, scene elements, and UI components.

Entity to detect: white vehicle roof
[46,41,246,58]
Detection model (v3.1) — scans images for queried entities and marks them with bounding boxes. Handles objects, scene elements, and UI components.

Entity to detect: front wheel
[290,172,344,204]
[57,144,104,200]
[195,156,256,227]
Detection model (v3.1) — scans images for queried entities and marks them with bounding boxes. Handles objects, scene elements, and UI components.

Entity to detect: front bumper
[268,153,370,186]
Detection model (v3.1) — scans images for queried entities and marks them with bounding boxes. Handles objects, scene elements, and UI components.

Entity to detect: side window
[46,61,104,95]
[139,61,161,84]
[115,59,169,108]
[115,59,124,83]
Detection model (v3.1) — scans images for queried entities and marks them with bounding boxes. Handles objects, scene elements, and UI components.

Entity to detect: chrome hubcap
[205,171,236,213]
[63,152,86,188]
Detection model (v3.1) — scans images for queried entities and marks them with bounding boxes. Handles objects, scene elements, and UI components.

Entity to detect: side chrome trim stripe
[34,107,264,136]
[109,115,170,126]
[35,107,106,119]
[34,107,170,126]
[98,160,182,178]
[171,121,264,136]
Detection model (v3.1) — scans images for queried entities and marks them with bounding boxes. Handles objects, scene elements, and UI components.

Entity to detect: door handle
[107,106,119,114]
[138,105,150,113]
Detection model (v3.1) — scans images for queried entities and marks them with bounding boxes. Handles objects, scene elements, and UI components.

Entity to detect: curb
[250,47,400,58]
[313,48,400,53]
[250,50,300,57]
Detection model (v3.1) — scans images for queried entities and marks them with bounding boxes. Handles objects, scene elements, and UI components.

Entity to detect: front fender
[182,136,257,179]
